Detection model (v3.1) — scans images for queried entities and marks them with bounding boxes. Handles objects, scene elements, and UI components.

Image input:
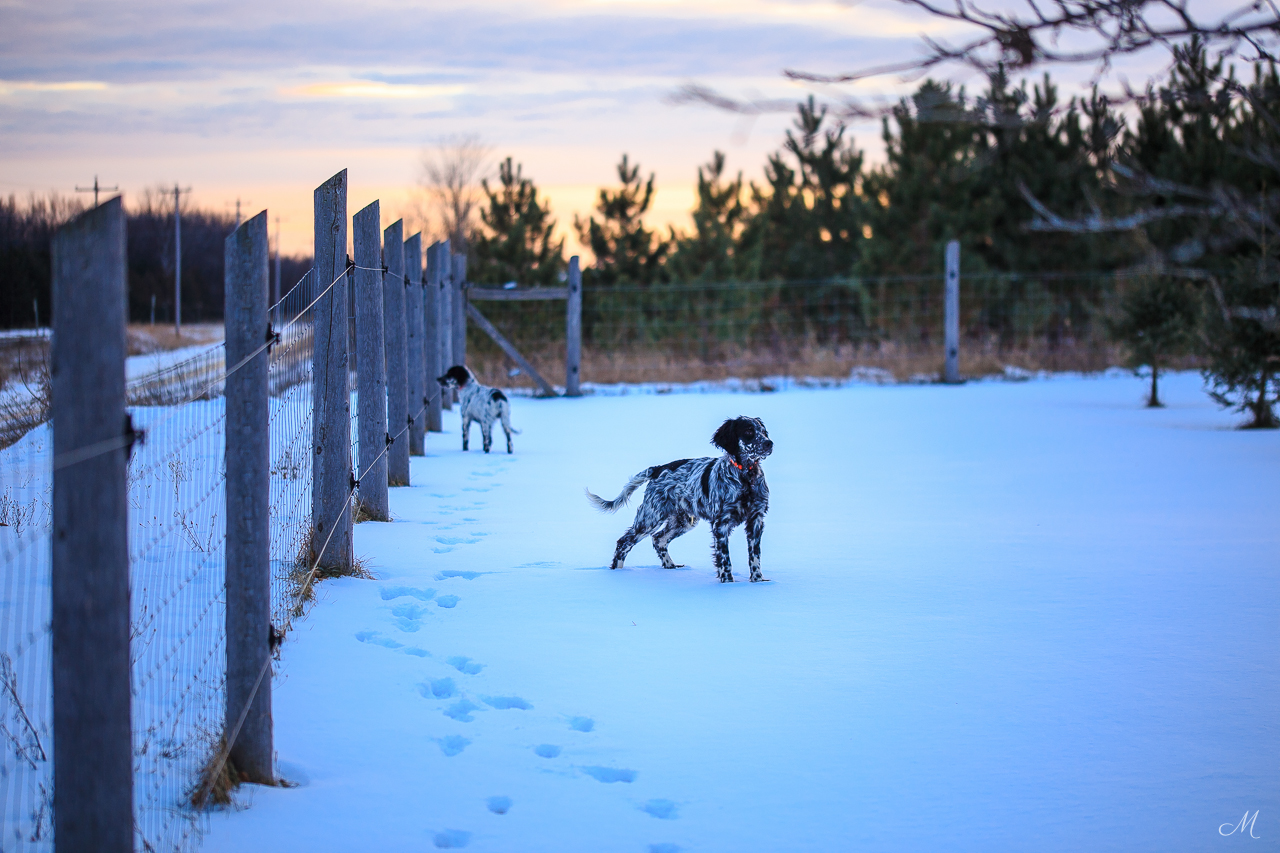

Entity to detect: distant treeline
[471,45,1274,289]
[0,189,311,329]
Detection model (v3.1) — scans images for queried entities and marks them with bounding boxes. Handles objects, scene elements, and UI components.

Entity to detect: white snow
[201,371,1279,852]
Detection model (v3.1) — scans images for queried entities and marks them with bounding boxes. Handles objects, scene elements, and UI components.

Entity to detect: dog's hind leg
[611,519,654,570]
[500,404,514,454]
[481,414,493,453]
[652,514,696,569]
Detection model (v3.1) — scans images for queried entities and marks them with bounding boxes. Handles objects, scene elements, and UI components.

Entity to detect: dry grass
[126,323,223,356]
[465,338,1185,391]
[191,740,240,807]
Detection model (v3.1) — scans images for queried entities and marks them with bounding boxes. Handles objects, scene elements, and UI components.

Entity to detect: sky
[1,0,1176,260]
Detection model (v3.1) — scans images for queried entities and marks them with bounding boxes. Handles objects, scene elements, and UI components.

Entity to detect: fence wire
[0,262,328,852]
[127,343,228,852]
[468,272,1138,387]
[0,371,53,851]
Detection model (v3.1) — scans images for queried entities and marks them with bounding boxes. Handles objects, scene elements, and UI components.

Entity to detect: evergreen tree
[856,81,983,277]
[1202,260,1280,427]
[575,155,669,286]
[471,157,565,287]
[738,97,865,281]
[1107,276,1200,406]
[666,151,749,282]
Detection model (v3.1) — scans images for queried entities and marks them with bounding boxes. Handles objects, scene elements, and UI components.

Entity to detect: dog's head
[436,365,472,389]
[712,417,773,465]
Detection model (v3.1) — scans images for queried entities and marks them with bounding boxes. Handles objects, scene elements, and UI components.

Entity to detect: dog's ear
[712,418,744,454]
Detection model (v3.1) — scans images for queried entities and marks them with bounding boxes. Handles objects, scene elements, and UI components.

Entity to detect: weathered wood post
[435,239,453,410]
[405,233,426,455]
[51,196,132,853]
[384,219,410,486]
[944,239,961,384]
[353,201,389,521]
[424,241,443,430]
[566,255,582,396]
[310,170,353,573]
[224,209,274,782]
[452,252,468,371]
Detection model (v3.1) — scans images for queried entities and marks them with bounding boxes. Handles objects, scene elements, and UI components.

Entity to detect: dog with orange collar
[585,416,773,582]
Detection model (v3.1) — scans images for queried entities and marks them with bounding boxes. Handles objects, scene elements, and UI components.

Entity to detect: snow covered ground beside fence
[203,372,1278,853]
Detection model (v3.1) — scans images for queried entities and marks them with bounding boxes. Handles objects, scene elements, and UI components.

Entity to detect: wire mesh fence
[127,344,228,851]
[466,271,1147,389]
[0,404,53,851]
[0,262,326,852]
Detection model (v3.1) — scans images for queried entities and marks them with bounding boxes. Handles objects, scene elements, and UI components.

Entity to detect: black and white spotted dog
[586,417,773,583]
[436,365,519,454]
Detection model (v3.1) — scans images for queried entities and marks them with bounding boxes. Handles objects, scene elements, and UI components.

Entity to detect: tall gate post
[51,197,133,853]
[423,242,443,430]
[435,239,453,409]
[353,201,389,521]
[384,220,410,486]
[224,210,274,781]
[566,255,582,396]
[944,240,961,384]
[310,170,353,573]
[405,233,426,455]
[452,252,467,372]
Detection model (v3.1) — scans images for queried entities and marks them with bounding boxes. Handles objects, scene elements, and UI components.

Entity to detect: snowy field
[203,372,1279,853]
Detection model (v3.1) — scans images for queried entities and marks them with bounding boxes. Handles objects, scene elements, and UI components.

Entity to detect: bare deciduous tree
[417,135,493,253]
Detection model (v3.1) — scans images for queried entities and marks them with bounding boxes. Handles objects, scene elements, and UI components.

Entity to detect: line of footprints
[355,471,681,853]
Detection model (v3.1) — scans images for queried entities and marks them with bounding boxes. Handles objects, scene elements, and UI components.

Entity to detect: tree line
[468,45,1276,425]
[0,189,310,330]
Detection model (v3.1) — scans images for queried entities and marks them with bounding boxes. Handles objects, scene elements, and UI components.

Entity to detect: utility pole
[75,175,118,208]
[274,215,283,317]
[235,198,242,228]
[173,183,192,338]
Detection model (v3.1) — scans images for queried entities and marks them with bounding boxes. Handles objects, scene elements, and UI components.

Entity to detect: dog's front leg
[746,511,767,582]
[712,515,735,583]
[461,415,471,451]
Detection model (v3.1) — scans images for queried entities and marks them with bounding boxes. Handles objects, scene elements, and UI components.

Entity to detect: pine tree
[738,97,865,281]
[471,157,565,287]
[1202,262,1280,426]
[666,152,749,282]
[1107,276,1200,406]
[575,155,669,286]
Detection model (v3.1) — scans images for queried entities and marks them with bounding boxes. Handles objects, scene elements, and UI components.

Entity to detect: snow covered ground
[202,371,1279,853]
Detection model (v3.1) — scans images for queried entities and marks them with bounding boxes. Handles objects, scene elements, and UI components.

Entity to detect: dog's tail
[584,470,651,513]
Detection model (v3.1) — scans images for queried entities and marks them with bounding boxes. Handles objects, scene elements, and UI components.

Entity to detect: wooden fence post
[436,239,453,409]
[353,201,389,521]
[224,210,273,782]
[424,241,443,429]
[566,255,582,396]
[310,170,353,574]
[405,233,426,455]
[944,240,961,384]
[384,220,410,486]
[452,252,467,372]
[51,197,133,853]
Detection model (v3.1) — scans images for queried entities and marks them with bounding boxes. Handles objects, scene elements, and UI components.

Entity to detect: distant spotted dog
[436,365,519,454]
[586,417,773,583]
